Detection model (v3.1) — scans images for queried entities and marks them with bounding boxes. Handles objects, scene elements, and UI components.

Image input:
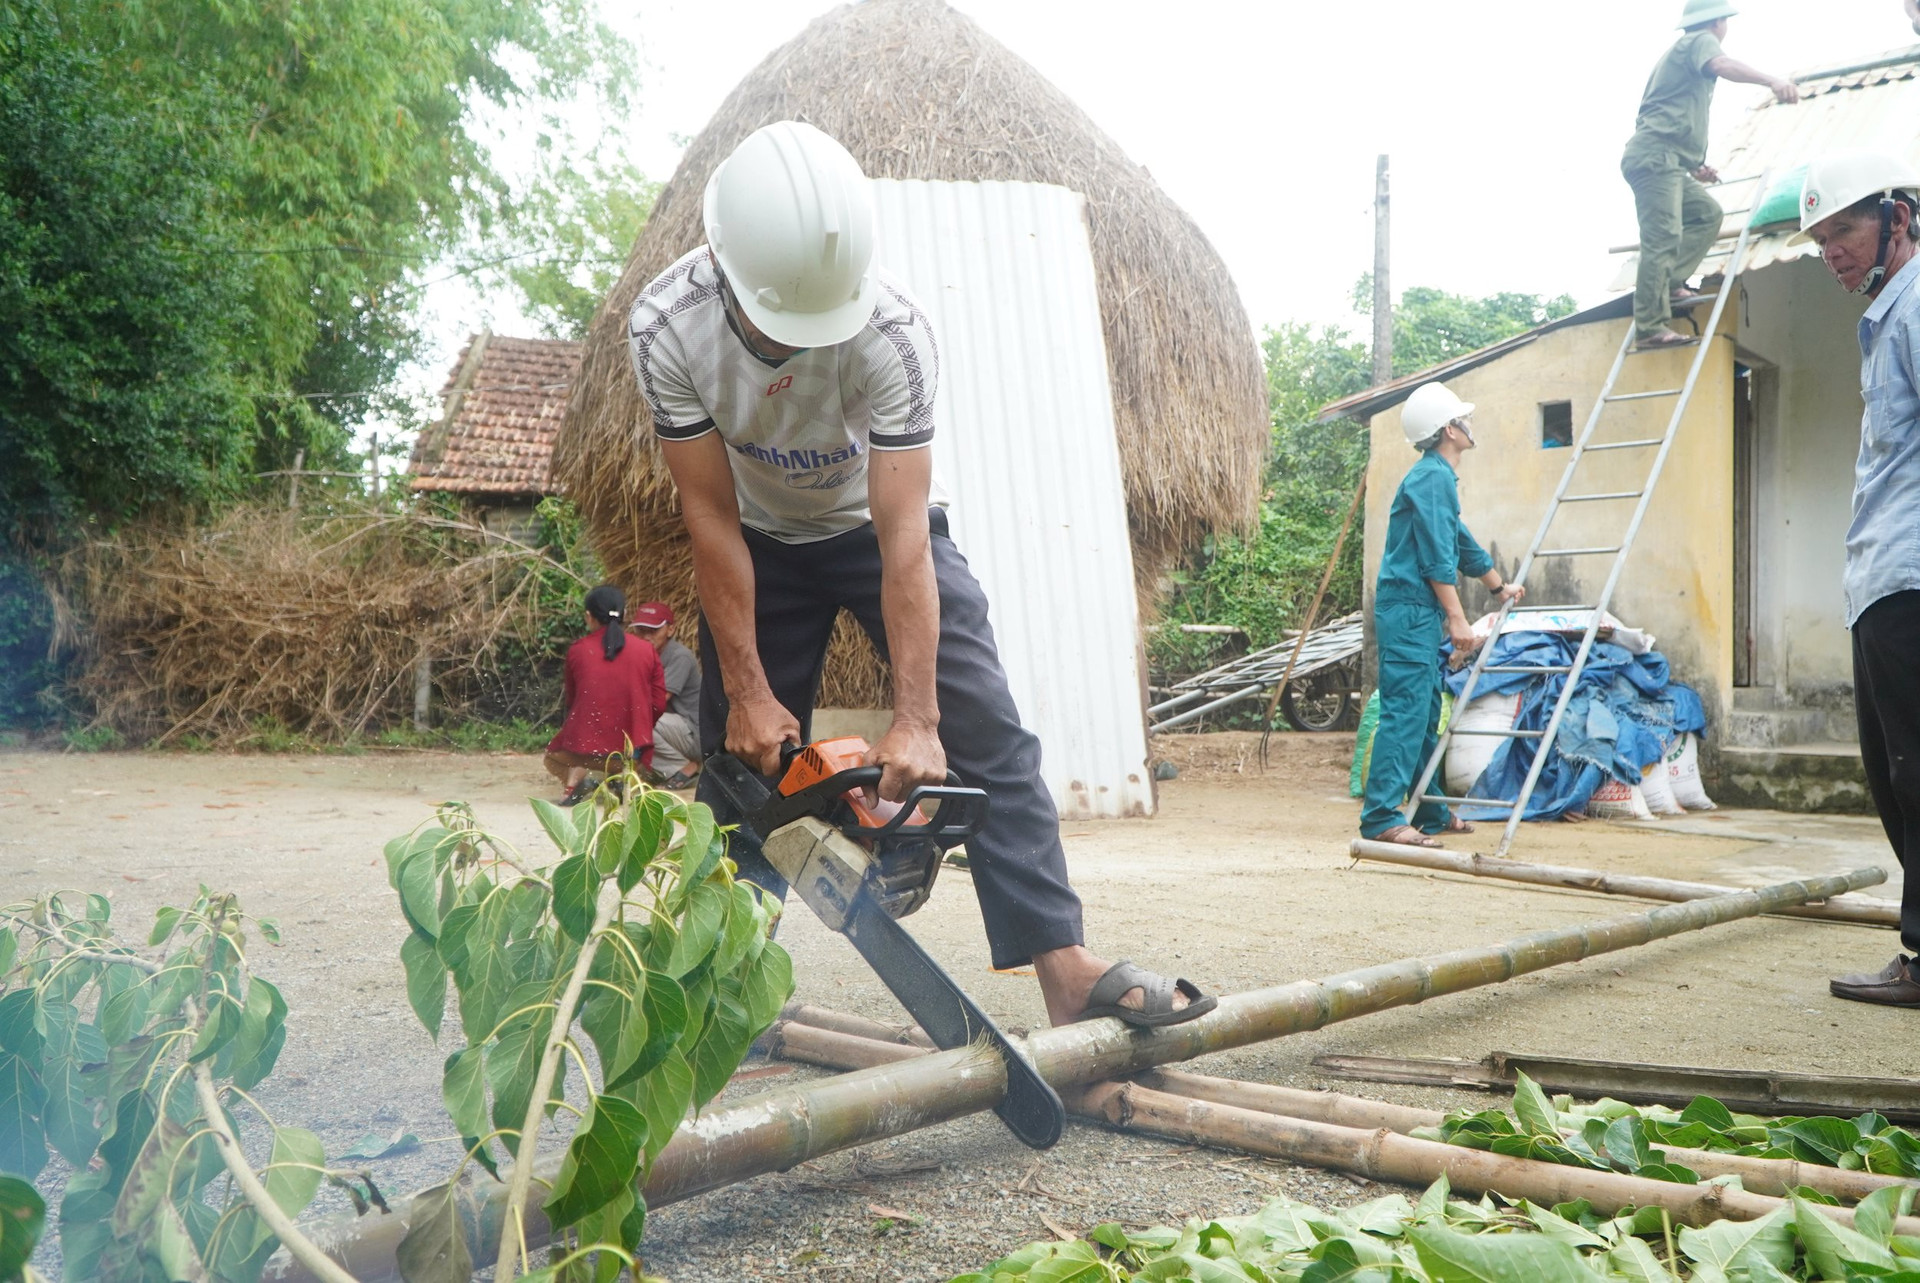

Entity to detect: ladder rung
[1420,795,1517,808]
[1605,388,1683,402]
[1673,292,1720,306]
[1536,547,1622,557]
[1522,604,1596,612]
[1585,438,1664,451]
[1447,728,1545,738]
[1481,665,1573,674]
[1560,490,1644,503]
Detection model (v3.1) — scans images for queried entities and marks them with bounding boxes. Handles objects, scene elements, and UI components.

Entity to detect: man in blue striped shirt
[1798,151,1920,1008]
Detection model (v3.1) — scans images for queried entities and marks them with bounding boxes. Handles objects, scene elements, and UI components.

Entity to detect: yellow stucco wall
[1362,315,1735,735]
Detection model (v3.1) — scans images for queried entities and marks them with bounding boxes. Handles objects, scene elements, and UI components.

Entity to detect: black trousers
[1854,589,1920,956]
[693,510,1085,969]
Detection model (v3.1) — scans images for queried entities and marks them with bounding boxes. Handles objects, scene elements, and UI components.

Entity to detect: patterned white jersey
[626,247,947,543]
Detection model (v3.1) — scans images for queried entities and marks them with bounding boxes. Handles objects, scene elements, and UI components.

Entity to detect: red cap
[631,601,674,629]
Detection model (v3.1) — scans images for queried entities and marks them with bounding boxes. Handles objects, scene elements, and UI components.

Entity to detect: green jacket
[1375,451,1493,609]
[1625,30,1723,171]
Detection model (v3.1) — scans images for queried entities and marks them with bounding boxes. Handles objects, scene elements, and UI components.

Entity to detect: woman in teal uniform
[1362,382,1525,848]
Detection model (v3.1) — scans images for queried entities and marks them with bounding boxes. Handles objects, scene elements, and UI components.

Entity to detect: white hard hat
[1401,382,1475,447]
[703,121,879,349]
[1789,150,1920,245]
[1676,0,1736,28]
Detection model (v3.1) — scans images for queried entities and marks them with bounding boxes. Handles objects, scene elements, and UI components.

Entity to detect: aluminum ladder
[1401,172,1770,856]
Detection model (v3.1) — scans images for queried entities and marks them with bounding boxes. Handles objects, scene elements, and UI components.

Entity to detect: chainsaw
[705,737,1065,1149]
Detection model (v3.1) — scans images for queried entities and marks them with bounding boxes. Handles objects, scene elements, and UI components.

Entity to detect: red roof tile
[409,333,580,496]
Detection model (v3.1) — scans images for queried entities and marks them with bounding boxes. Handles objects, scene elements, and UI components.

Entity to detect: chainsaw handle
[866,783,989,849]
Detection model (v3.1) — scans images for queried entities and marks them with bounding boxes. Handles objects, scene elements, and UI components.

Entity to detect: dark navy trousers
[694,510,1085,969]
[1854,589,1920,956]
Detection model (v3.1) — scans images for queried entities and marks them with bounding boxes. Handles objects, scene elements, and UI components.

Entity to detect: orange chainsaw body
[776,736,928,832]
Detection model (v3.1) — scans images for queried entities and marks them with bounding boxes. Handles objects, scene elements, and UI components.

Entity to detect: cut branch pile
[62,502,577,744]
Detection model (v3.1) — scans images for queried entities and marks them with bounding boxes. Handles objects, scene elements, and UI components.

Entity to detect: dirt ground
[1,734,1909,1280]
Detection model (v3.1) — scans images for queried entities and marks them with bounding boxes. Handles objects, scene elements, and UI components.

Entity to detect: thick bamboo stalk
[276,866,1884,1281]
[1135,1068,1917,1204]
[774,1001,934,1048]
[1350,840,1900,927]
[1066,1081,1920,1237]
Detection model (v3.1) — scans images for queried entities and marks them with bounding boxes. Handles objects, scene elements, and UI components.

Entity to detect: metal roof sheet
[873,178,1155,819]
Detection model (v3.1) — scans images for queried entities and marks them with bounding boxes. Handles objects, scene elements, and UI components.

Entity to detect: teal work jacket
[1375,451,1494,609]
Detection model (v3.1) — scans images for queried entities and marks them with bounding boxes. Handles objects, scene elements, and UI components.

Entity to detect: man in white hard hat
[1622,0,1799,350]
[627,121,1214,1029]
[1796,151,1920,1009]
[1360,382,1525,849]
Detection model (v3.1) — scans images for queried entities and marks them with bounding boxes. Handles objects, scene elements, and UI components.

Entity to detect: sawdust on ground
[0,736,1906,1281]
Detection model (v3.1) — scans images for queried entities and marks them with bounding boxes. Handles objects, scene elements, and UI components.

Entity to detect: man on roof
[1796,151,1920,1009]
[626,121,1214,1030]
[1623,0,1799,350]
[1359,382,1524,850]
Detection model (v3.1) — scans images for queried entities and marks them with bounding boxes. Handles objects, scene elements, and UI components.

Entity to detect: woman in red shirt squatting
[543,585,668,805]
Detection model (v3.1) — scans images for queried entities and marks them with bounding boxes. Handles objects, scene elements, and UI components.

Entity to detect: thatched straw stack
[558,0,1267,707]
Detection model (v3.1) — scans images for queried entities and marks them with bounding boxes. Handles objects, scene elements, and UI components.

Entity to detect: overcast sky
[390,0,1909,451]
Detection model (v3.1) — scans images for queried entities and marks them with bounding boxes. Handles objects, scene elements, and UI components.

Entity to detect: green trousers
[1622,145,1722,339]
[1360,600,1453,838]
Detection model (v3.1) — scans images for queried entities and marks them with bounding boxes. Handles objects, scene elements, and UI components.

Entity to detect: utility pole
[368,432,381,499]
[1372,154,1392,387]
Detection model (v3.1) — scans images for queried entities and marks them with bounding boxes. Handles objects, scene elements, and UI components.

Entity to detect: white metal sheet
[871,179,1153,819]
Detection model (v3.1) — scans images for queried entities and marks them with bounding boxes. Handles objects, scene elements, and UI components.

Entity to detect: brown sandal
[1372,824,1443,849]
[1442,817,1475,834]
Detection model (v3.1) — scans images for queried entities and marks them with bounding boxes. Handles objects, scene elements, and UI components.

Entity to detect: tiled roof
[409,333,581,496]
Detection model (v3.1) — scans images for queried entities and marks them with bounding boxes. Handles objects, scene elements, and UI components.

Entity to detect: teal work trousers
[1622,147,1723,339]
[1360,600,1453,837]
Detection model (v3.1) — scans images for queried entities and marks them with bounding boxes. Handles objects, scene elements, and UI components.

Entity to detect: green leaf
[0,1056,47,1180]
[264,1126,326,1218]
[110,1114,189,1238]
[1857,1183,1918,1246]
[441,1047,497,1179]
[1600,1115,1653,1172]
[334,1130,421,1161]
[533,797,584,857]
[665,880,728,979]
[1414,1175,1451,1222]
[688,991,754,1109]
[41,1048,97,1168]
[678,805,717,889]
[396,1182,474,1283]
[1408,1222,1598,1282]
[448,891,514,1044]
[229,976,289,1091]
[606,973,686,1093]
[98,982,149,1047]
[1633,1162,1699,1184]
[626,1046,694,1164]
[1795,1193,1895,1276]
[552,853,599,945]
[1604,1235,1675,1282]
[187,990,241,1063]
[489,1007,557,1158]
[257,917,281,945]
[1510,1071,1559,1138]
[396,850,444,940]
[149,906,184,946]
[740,943,794,1037]
[1679,1096,1738,1131]
[0,928,16,979]
[1770,1115,1864,1167]
[401,932,449,1040]
[544,1094,647,1229]
[0,1174,45,1280]
[0,990,42,1060]
[620,791,671,892]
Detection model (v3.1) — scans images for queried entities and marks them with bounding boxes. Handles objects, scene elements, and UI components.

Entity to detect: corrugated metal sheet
[1612,45,1920,288]
[871,179,1154,819]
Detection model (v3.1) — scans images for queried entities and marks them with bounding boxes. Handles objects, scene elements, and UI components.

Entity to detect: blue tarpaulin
[1443,632,1707,822]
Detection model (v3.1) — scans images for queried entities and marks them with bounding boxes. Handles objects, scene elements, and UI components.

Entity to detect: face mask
[1453,420,1477,449]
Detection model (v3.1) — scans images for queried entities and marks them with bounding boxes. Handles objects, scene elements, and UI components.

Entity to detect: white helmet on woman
[1401,382,1475,448]
[703,121,880,348]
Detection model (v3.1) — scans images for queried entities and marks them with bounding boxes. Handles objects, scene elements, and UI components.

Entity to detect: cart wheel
[1279,665,1360,732]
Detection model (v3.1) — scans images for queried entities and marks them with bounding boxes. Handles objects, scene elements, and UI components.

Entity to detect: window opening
[1540,400,1573,449]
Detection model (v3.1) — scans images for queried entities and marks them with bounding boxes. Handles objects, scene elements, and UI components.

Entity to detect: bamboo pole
[1066,1081,1920,1237]
[1350,840,1900,928]
[277,867,1884,1281]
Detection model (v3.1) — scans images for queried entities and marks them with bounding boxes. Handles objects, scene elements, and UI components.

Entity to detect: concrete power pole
[1372,154,1392,387]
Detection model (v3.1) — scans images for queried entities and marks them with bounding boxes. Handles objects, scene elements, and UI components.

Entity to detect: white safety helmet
[1790,150,1920,294]
[1401,382,1475,448]
[703,121,880,349]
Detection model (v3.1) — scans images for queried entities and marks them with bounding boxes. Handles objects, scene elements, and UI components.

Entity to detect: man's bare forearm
[879,518,941,727]
[686,518,774,703]
[1429,581,1468,624]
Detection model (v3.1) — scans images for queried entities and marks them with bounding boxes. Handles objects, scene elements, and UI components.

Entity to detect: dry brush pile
[60,502,578,745]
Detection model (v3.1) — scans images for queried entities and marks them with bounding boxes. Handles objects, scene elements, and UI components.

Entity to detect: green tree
[0,0,256,535]
[497,151,661,339]
[52,0,638,472]
[1355,275,1580,377]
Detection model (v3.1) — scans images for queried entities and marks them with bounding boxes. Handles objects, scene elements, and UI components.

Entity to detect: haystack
[557,0,1267,707]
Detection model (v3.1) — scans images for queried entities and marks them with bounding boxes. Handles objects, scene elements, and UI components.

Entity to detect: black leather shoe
[1830,955,1920,1008]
